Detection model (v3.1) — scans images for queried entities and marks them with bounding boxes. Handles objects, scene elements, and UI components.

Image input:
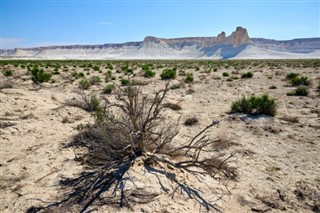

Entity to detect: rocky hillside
[1,27,319,59]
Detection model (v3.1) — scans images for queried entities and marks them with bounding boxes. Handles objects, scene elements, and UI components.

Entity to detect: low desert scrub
[30,67,52,83]
[184,73,194,83]
[222,72,229,77]
[184,116,199,126]
[103,83,115,94]
[2,70,13,76]
[79,78,90,89]
[88,76,101,85]
[269,85,277,89]
[163,102,182,110]
[287,86,309,96]
[231,94,277,116]
[291,76,310,86]
[65,93,101,112]
[160,68,177,80]
[34,82,236,212]
[120,78,129,86]
[241,72,253,78]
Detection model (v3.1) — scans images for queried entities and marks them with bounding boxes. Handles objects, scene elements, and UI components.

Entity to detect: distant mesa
[1,26,319,59]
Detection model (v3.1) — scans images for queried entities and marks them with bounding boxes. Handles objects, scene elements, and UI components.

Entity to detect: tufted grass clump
[231,93,277,116]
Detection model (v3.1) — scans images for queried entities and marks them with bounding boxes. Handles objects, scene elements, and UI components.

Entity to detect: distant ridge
[1,27,320,59]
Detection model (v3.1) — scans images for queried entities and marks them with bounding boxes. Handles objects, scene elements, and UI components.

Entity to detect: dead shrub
[34,82,236,212]
[163,102,182,110]
[184,117,199,126]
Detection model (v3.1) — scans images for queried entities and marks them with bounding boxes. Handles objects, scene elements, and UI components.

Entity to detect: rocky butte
[1,26,319,59]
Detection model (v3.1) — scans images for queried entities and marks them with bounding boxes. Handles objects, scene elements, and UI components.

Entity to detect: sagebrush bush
[79,78,90,89]
[222,72,229,77]
[89,76,101,85]
[241,72,253,78]
[291,76,310,86]
[185,73,194,83]
[103,83,115,94]
[287,86,309,96]
[269,85,277,89]
[144,69,156,78]
[160,68,176,80]
[31,67,52,83]
[2,70,13,76]
[286,72,299,80]
[231,93,277,116]
[120,78,129,86]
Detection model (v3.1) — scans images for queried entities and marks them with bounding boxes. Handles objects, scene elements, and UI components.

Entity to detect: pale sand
[0,61,319,212]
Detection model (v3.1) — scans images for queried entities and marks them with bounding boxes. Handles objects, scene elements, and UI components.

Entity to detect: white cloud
[96,21,112,25]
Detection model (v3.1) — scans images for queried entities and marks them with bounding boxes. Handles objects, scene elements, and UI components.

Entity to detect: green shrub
[144,69,156,78]
[103,83,116,94]
[2,70,13,76]
[222,72,229,77]
[185,73,194,83]
[120,78,129,86]
[241,72,253,78]
[291,76,310,86]
[105,70,113,82]
[79,78,90,89]
[269,85,277,89]
[160,68,176,80]
[288,86,309,96]
[31,67,52,83]
[286,72,299,80]
[89,76,101,85]
[106,63,113,70]
[231,94,277,116]
[93,65,100,71]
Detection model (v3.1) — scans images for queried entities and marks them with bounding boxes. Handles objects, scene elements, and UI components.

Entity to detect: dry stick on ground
[29,81,236,213]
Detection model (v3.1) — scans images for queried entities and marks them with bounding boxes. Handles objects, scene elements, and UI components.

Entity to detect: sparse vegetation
[184,117,199,126]
[160,68,177,80]
[30,67,52,83]
[2,70,13,76]
[287,86,309,96]
[103,83,115,94]
[185,73,194,83]
[222,72,229,77]
[120,78,129,86]
[231,94,277,116]
[79,78,90,89]
[241,72,253,78]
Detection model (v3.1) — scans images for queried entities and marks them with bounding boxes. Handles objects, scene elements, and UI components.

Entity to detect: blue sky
[1,0,319,49]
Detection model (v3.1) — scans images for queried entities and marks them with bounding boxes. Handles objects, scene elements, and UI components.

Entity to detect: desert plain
[0,59,319,213]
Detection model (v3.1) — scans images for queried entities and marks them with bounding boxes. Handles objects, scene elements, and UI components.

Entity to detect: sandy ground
[0,61,319,212]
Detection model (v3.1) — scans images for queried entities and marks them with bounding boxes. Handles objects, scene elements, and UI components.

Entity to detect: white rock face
[1,27,319,59]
